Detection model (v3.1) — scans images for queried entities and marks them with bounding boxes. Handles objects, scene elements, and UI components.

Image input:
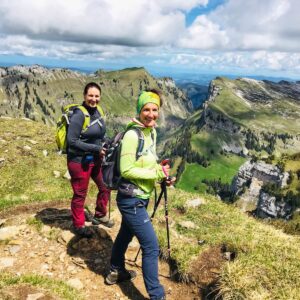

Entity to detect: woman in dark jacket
[67,82,114,238]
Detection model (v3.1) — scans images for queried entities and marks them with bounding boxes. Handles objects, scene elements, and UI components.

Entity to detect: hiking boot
[92,215,115,228]
[105,269,137,285]
[72,226,93,238]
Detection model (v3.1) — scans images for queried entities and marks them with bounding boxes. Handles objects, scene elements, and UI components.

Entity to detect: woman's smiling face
[84,87,100,108]
[139,102,159,127]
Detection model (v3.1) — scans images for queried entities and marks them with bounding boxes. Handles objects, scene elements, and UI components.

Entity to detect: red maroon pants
[67,160,110,228]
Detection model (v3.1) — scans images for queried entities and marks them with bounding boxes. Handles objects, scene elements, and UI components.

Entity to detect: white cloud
[168,51,300,75]
[0,0,187,46]
[178,0,300,52]
[178,15,229,49]
[0,0,299,77]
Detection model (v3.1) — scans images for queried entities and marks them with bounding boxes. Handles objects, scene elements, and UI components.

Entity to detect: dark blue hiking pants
[110,194,165,300]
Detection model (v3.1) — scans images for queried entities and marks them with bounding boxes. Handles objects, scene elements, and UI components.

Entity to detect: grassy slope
[1,118,300,299]
[0,118,99,210]
[155,188,300,299]
[177,155,246,193]
[177,129,247,193]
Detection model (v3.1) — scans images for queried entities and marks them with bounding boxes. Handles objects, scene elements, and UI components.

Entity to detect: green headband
[137,91,160,114]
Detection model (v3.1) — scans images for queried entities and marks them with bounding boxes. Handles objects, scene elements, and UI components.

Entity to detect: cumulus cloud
[178,15,229,49]
[0,0,299,77]
[179,0,300,52]
[0,0,188,46]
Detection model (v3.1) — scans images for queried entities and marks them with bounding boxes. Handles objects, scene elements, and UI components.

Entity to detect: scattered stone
[64,170,71,180]
[42,150,48,157]
[178,220,198,229]
[71,257,87,269]
[97,227,109,239]
[223,251,236,261]
[0,225,25,241]
[94,258,102,265]
[53,170,61,178]
[41,225,51,234]
[8,239,22,245]
[185,198,206,208]
[40,263,49,271]
[0,157,5,166]
[9,245,21,255]
[0,257,15,269]
[26,293,45,300]
[23,145,32,151]
[59,252,66,262]
[0,218,7,227]
[28,139,38,145]
[58,230,75,244]
[67,278,84,290]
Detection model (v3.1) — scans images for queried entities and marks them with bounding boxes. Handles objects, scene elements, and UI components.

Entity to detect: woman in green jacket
[106,90,171,300]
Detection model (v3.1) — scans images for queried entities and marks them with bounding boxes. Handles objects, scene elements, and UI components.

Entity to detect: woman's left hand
[166,176,176,186]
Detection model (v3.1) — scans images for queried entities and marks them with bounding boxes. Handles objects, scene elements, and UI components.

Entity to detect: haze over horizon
[0,0,299,80]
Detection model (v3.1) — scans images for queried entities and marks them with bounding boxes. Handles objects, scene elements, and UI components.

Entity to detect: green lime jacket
[119,121,166,199]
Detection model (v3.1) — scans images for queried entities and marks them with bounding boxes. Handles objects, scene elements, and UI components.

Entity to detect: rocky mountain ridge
[0,65,192,132]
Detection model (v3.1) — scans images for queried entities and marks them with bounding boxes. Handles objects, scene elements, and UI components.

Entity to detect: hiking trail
[0,200,200,300]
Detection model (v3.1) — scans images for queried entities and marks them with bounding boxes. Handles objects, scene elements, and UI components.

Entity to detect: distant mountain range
[1,64,300,218]
[0,65,192,135]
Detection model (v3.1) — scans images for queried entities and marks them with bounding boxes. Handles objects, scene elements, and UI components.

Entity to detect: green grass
[0,272,83,300]
[0,118,99,211]
[154,188,300,299]
[177,154,247,193]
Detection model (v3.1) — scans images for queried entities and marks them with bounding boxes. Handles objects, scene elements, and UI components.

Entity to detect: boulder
[0,257,15,269]
[256,192,293,219]
[67,278,84,290]
[64,170,71,180]
[178,220,198,229]
[26,293,45,300]
[185,198,206,208]
[53,170,61,178]
[23,145,32,151]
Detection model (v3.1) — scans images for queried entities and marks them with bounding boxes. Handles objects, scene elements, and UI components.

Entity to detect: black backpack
[102,128,145,189]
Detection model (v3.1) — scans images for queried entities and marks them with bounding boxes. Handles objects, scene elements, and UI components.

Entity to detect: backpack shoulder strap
[77,105,90,131]
[97,105,105,117]
[131,127,144,160]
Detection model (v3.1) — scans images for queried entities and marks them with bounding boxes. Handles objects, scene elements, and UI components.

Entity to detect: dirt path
[0,201,200,300]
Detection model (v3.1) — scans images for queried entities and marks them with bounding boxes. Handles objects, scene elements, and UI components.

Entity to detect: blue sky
[0,0,299,79]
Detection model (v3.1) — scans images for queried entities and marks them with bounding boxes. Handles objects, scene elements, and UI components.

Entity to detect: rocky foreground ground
[0,200,200,300]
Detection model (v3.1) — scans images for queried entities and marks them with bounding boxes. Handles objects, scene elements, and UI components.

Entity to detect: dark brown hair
[83,82,101,95]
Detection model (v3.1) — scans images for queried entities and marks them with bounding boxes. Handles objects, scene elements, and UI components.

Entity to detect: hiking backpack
[55,104,104,154]
[102,128,145,190]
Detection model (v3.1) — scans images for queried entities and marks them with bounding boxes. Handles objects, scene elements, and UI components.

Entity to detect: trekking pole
[162,180,171,266]
[108,192,111,220]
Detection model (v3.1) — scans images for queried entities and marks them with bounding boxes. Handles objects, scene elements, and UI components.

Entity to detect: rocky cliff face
[232,161,289,195]
[232,160,291,218]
